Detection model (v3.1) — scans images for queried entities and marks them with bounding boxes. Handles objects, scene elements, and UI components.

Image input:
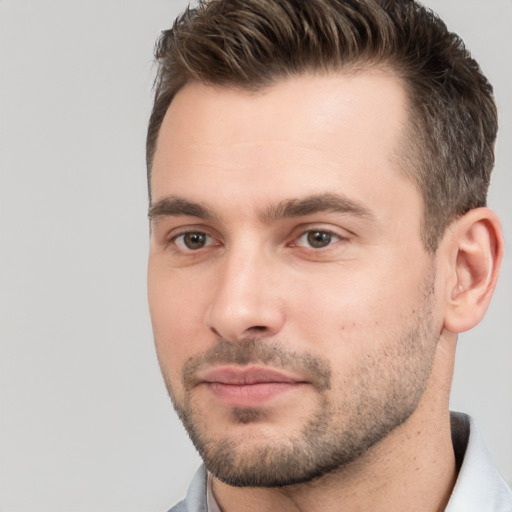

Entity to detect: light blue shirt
[168,412,512,512]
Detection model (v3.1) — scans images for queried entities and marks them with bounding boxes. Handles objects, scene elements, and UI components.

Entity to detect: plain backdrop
[0,1,510,511]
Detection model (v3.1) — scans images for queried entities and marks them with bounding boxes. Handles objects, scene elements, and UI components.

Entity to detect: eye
[173,231,217,251]
[296,230,341,249]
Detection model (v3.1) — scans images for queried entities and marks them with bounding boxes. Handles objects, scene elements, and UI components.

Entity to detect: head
[146,0,503,489]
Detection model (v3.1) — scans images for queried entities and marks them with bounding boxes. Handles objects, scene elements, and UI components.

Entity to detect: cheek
[148,263,210,373]
[289,269,386,323]
[287,260,427,355]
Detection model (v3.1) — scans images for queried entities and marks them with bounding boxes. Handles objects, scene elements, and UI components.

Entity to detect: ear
[443,208,504,334]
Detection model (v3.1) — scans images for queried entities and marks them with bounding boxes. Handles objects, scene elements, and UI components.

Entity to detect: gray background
[0,1,510,511]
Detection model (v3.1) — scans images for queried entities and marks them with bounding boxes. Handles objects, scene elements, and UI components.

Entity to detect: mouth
[197,366,308,407]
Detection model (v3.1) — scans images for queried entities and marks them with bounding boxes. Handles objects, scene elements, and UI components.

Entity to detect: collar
[445,412,512,511]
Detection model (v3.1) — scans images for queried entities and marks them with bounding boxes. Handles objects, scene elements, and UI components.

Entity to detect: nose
[205,245,285,342]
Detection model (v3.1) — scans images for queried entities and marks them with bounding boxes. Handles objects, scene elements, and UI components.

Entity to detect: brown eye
[307,231,334,248]
[175,232,214,250]
[297,230,340,249]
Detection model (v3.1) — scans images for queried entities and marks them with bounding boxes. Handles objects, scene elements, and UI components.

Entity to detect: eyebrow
[148,196,217,221]
[260,193,374,222]
[148,193,374,223]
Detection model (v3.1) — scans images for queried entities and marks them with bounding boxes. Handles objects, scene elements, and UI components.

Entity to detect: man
[146,0,511,510]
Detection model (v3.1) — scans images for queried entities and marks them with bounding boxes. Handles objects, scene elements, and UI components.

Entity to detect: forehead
[151,71,418,220]
[156,71,408,152]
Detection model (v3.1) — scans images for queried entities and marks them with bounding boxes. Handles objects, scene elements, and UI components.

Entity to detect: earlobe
[444,208,504,334]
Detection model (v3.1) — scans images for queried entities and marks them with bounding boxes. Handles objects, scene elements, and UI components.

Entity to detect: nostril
[245,326,271,337]
[209,324,269,342]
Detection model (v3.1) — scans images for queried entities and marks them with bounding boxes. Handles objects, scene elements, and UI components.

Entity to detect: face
[148,72,441,487]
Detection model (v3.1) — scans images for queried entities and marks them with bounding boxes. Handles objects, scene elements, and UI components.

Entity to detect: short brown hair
[147,0,497,251]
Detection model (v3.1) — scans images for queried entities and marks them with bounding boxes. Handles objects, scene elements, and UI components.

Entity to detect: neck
[212,335,457,512]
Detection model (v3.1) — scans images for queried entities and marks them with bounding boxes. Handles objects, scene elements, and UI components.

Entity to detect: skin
[147,71,503,512]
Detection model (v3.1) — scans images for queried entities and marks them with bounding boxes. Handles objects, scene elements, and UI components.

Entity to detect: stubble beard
[161,269,439,488]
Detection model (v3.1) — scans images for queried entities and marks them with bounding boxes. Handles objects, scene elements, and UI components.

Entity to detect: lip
[201,366,303,385]
[198,366,306,407]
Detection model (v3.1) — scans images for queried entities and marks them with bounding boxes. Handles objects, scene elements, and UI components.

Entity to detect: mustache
[182,339,332,392]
